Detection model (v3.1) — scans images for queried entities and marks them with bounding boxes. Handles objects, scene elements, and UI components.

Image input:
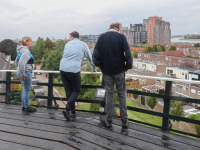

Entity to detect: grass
[76,103,91,110]
[54,78,65,97]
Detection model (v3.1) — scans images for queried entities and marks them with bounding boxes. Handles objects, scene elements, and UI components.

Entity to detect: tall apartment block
[79,34,100,45]
[130,24,147,44]
[120,27,133,45]
[143,16,171,45]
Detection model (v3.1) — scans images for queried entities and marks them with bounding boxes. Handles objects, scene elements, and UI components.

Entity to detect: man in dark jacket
[92,22,133,128]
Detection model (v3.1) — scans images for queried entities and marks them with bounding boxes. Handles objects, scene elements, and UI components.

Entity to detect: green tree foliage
[188,114,200,136]
[194,43,200,47]
[169,45,176,51]
[146,96,158,118]
[53,40,67,51]
[160,45,166,51]
[45,50,63,71]
[132,49,139,58]
[33,37,45,63]
[133,88,139,99]
[0,39,17,60]
[78,61,101,111]
[153,45,158,52]
[187,55,193,58]
[143,46,154,53]
[45,37,53,50]
[170,101,184,129]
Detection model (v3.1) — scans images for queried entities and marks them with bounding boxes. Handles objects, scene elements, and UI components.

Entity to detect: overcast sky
[0,0,200,41]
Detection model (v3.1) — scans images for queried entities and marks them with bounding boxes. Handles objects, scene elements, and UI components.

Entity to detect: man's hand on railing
[21,77,26,81]
[91,70,97,73]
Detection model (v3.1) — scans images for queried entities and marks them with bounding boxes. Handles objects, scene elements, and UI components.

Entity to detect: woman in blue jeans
[15,37,36,113]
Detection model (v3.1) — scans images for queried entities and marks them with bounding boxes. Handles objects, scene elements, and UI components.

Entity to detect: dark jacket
[92,29,133,75]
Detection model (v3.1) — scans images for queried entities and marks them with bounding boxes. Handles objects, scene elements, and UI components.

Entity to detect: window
[194,61,197,65]
[191,89,196,94]
[179,59,181,62]
[198,91,200,95]
[156,80,160,82]
[161,80,164,84]
[166,57,168,60]
[172,84,176,87]
[183,60,185,63]
[169,57,171,61]
[182,72,184,75]
[179,85,182,89]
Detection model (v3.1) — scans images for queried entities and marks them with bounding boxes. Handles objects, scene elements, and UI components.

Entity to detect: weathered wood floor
[0,104,199,150]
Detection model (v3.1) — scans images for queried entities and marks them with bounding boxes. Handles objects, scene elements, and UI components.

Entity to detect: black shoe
[105,120,112,128]
[24,106,36,113]
[71,113,76,118]
[62,109,71,121]
[22,107,25,111]
[122,119,129,129]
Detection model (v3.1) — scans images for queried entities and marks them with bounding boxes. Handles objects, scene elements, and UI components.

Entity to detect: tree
[188,114,200,136]
[194,43,200,47]
[160,45,166,51]
[187,55,193,58]
[170,101,184,130]
[169,45,176,51]
[153,45,158,52]
[33,37,45,63]
[133,88,139,99]
[132,49,139,58]
[146,96,158,118]
[143,46,154,53]
[45,37,53,50]
[0,39,17,60]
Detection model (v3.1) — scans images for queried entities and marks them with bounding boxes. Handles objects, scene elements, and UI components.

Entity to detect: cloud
[0,0,200,41]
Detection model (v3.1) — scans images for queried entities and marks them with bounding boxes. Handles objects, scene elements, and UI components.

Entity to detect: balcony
[0,70,200,149]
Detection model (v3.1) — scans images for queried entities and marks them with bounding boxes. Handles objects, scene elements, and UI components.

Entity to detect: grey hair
[109,22,122,29]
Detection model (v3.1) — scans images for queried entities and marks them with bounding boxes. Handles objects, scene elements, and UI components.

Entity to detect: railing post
[47,73,54,109]
[162,81,172,131]
[6,72,11,103]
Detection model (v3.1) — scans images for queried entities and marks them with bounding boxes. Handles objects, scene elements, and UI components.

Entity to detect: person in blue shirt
[60,31,96,121]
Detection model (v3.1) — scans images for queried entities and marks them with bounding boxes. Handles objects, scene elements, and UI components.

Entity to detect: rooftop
[133,59,167,65]
[0,104,200,150]
[166,66,200,73]
[158,51,185,57]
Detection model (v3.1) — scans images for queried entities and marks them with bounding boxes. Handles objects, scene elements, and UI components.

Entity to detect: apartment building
[137,52,200,69]
[120,27,134,45]
[143,16,171,45]
[79,34,100,45]
[156,66,200,102]
[176,46,200,58]
[130,24,147,44]
[128,59,167,86]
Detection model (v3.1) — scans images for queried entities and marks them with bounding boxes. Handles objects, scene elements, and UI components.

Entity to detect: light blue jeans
[17,71,32,108]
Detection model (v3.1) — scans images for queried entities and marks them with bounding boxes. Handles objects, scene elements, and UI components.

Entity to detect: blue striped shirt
[60,38,96,73]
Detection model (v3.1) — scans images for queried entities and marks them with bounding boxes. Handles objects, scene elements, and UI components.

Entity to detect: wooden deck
[0,104,199,150]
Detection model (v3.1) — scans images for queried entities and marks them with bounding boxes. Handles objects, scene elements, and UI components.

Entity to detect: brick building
[128,59,167,86]
[79,34,100,45]
[120,27,133,45]
[176,46,200,58]
[143,16,171,46]
[137,52,200,69]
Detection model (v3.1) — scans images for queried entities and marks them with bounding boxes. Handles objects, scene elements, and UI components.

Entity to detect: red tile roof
[159,51,185,57]
[130,47,145,51]
[176,44,193,48]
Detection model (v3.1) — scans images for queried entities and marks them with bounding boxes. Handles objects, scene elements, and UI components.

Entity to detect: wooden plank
[0,114,190,150]
[0,124,105,150]
[1,104,200,149]
[0,131,76,150]
[0,118,138,150]
[0,139,44,150]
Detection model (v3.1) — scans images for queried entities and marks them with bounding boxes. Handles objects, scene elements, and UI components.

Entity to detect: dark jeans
[60,70,81,113]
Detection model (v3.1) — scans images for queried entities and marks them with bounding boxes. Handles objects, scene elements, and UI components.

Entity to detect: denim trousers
[103,71,128,122]
[17,71,32,108]
[60,70,81,113]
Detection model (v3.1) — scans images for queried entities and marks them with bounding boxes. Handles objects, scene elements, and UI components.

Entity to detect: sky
[0,0,200,41]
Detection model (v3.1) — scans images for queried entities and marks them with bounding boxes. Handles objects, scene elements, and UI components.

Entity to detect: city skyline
[0,0,200,41]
